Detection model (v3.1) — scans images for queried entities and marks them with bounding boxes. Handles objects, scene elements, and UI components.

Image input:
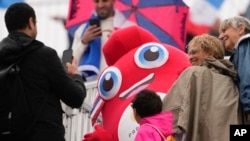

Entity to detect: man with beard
[71,0,135,81]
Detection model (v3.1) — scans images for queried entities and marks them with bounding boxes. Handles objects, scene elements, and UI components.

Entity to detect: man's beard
[97,8,114,20]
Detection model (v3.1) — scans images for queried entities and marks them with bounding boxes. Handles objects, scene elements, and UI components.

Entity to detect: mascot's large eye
[98,67,122,100]
[134,42,169,69]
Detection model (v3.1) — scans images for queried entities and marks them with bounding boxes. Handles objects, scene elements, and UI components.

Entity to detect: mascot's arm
[82,124,114,141]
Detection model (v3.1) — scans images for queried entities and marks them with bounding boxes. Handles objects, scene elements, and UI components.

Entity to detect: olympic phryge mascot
[83,25,191,141]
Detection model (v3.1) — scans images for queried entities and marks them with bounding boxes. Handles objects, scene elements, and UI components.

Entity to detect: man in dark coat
[0,2,86,141]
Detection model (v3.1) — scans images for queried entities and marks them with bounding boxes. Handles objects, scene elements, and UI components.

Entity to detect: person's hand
[82,124,113,141]
[81,25,102,44]
[66,57,79,77]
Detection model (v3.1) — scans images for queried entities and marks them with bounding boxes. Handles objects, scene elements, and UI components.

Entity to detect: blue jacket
[230,33,250,113]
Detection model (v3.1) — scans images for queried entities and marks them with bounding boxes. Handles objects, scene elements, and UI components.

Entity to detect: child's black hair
[131,89,162,118]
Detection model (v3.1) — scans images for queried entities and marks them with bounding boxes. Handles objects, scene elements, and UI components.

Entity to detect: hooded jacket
[0,32,86,141]
[134,111,173,141]
[162,57,242,141]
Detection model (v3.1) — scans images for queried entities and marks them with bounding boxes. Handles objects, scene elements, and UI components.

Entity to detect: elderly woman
[219,16,250,123]
[162,34,242,141]
[187,34,224,66]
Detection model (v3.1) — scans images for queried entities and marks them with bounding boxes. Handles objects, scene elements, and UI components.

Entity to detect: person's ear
[28,17,35,30]
[132,108,136,116]
[132,108,137,118]
[238,25,246,35]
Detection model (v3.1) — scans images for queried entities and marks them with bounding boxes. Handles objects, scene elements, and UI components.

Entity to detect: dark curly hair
[131,89,162,118]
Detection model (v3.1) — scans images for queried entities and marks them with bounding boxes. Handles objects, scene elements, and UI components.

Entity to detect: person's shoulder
[180,65,209,78]
[237,34,250,47]
[138,124,156,134]
[31,42,57,57]
[35,42,55,51]
[74,22,88,37]
[241,34,250,42]
[137,123,163,140]
[181,66,201,73]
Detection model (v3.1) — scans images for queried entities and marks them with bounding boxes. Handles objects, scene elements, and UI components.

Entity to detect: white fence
[63,80,100,141]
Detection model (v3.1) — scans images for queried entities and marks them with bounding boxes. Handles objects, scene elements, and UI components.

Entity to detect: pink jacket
[134,111,173,141]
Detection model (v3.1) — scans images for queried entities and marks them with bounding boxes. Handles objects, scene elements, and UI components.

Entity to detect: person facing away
[71,0,135,81]
[0,2,86,141]
[218,16,250,124]
[131,89,174,141]
[162,34,242,141]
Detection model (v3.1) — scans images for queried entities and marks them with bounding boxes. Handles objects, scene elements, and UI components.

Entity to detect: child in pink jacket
[131,89,175,141]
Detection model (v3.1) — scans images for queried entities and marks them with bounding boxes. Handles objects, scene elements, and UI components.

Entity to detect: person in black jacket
[0,2,86,141]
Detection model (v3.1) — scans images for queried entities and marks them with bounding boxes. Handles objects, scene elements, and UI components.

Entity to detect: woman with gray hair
[219,16,250,124]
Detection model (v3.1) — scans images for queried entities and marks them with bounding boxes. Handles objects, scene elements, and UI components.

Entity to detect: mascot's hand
[82,124,113,141]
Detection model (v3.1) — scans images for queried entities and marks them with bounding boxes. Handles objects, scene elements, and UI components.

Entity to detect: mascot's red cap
[103,25,159,66]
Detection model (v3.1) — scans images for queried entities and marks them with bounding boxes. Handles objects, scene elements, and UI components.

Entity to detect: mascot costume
[83,26,191,141]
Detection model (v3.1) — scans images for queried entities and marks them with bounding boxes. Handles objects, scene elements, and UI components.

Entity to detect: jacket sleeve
[46,47,86,108]
[236,40,250,113]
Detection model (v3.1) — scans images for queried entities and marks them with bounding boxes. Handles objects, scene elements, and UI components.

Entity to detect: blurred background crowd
[0,0,250,57]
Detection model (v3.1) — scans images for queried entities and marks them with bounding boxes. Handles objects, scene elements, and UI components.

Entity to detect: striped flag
[185,0,224,36]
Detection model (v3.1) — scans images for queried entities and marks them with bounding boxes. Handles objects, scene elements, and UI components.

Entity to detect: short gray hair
[219,16,250,34]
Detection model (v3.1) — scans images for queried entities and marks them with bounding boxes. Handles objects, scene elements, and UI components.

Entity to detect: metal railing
[63,80,100,141]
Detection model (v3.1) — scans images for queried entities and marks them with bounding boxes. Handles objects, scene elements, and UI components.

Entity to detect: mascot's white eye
[134,42,169,69]
[98,67,122,100]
